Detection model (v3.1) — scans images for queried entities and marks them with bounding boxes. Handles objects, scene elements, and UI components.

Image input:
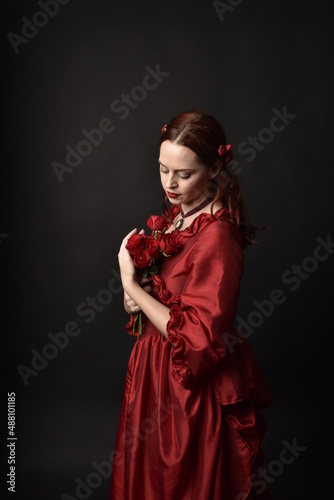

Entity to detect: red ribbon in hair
[218,144,232,163]
[161,124,168,134]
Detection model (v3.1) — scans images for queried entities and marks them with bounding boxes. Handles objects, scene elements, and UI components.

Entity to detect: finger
[126,297,135,307]
[125,227,138,239]
[126,299,140,311]
[128,301,140,313]
[120,228,138,250]
[142,286,152,293]
[140,276,153,284]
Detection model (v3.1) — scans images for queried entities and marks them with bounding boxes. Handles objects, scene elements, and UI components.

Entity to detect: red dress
[109,206,272,500]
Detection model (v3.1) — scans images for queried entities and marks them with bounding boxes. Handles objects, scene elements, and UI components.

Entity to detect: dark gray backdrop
[2,1,332,499]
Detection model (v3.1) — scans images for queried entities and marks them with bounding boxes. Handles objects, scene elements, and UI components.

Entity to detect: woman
[110,110,273,499]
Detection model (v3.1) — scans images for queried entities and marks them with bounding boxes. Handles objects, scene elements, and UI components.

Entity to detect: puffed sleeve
[167,220,244,390]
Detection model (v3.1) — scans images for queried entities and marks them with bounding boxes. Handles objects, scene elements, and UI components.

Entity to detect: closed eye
[159,165,191,179]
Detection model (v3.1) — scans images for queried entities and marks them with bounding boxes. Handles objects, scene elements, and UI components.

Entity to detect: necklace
[175,196,214,230]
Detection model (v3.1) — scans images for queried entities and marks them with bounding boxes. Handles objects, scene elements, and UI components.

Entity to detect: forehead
[159,141,203,170]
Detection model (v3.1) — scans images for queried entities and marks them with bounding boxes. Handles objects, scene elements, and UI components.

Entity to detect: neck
[181,196,213,218]
[180,195,214,218]
[173,195,215,231]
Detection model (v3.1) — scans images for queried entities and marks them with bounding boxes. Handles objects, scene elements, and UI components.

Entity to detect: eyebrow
[158,161,195,172]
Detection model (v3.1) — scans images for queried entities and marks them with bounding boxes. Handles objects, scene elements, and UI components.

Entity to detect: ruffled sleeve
[166,220,244,389]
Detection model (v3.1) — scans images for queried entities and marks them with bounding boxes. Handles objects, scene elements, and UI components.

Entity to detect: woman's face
[159,141,213,210]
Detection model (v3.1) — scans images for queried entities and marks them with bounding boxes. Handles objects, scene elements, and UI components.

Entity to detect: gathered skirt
[109,331,272,500]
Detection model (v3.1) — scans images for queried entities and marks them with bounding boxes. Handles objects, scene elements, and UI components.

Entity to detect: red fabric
[110,207,272,500]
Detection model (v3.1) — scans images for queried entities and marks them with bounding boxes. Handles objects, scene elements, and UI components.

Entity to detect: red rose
[126,234,145,256]
[133,250,152,269]
[145,237,161,259]
[160,233,180,255]
[147,214,167,231]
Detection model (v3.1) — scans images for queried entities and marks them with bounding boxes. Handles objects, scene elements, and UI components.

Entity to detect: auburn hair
[159,110,265,249]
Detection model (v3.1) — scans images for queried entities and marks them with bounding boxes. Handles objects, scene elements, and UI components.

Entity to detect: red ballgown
[109,206,272,500]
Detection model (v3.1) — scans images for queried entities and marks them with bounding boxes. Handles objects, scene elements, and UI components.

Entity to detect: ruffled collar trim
[165,204,232,238]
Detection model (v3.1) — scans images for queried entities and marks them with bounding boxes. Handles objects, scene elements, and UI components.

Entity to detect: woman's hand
[124,276,152,314]
[118,228,142,288]
[119,228,153,313]
[119,228,170,338]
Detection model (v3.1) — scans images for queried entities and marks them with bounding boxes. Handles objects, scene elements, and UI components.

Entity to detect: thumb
[139,228,145,234]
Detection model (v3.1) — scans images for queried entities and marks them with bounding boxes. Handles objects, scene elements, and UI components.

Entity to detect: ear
[209,162,221,179]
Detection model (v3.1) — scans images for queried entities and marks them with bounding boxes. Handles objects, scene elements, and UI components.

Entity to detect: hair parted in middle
[159,109,265,248]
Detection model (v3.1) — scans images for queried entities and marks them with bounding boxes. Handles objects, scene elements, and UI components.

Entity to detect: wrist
[122,278,140,295]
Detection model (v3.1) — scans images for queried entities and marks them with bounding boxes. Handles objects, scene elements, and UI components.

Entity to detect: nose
[165,172,178,189]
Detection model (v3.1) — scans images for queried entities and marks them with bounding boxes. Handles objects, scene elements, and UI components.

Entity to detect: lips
[167,191,180,199]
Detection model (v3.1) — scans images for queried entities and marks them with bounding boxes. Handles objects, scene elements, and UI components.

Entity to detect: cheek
[187,176,208,193]
[184,180,196,192]
[178,181,199,199]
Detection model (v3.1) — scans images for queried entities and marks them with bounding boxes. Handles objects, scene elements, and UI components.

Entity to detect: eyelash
[159,167,191,180]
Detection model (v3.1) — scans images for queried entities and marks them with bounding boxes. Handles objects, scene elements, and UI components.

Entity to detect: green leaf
[147,265,159,275]
[136,312,143,340]
[132,313,139,334]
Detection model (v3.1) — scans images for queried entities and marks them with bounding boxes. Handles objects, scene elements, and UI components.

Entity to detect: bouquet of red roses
[126,214,180,276]
[125,214,180,339]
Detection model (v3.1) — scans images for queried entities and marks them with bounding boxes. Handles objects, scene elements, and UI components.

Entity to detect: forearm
[124,281,170,340]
